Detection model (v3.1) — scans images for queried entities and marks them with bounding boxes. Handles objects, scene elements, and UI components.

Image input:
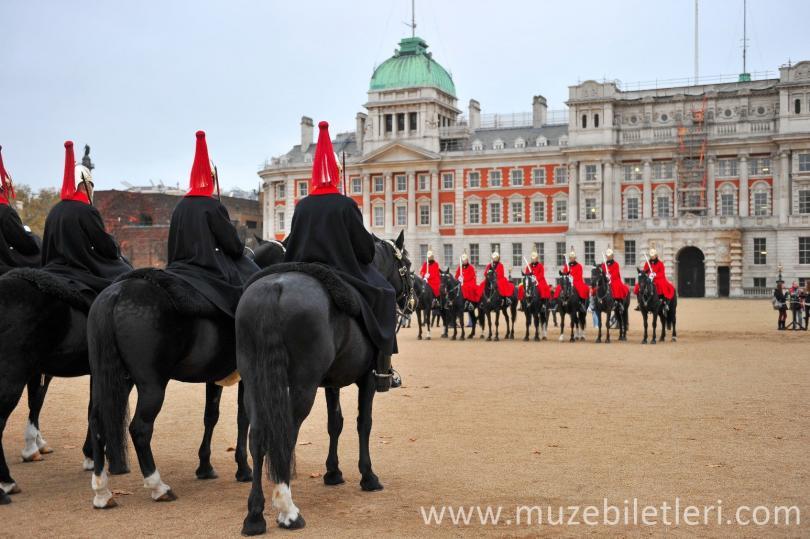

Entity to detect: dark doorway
[677,246,705,297]
[717,267,730,297]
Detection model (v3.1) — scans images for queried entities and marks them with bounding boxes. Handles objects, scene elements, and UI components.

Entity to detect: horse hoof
[235,468,253,483]
[494,336,500,342]
[451,336,456,341]
[278,514,306,530]
[21,451,43,463]
[360,475,384,492]
[242,513,267,536]
[155,489,177,502]
[441,334,448,339]
[596,338,601,343]
[7,483,21,495]
[460,336,465,341]
[323,470,345,486]
[0,492,10,505]
[38,446,54,455]
[417,335,422,340]
[651,340,657,345]
[672,337,677,342]
[542,336,547,341]
[523,336,529,341]
[425,336,431,341]
[195,466,218,480]
[93,497,118,510]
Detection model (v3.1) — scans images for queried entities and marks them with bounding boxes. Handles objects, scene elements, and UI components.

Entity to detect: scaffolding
[676,96,709,215]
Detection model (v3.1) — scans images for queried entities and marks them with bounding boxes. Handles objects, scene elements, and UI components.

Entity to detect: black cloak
[0,203,40,274]
[165,196,259,318]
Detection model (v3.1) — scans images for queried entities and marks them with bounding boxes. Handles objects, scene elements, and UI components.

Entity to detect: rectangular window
[753,238,767,265]
[469,243,479,266]
[584,241,595,266]
[748,157,771,176]
[373,206,384,227]
[554,166,568,184]
[441,203,454,225]
[385,114,393,133]
[585,164,597,182]
[656,195,671,217]
[626,197,640,220]
[489,170,502,187]
[246,220,257,230]
[510,169,524,186]
[800,237,810,264]
[623,164,643,182]
[443,244,454,266]
[489,201,502,224]
[396,113,405,132]
[624,240,636,267]
[554,199,567,222]
[799,190,810,214]
[419,244,429,264]
[468,202,480,224]
[298,181,308,198]
[468,171,480,188]
[534,242,545,264]
[652,162,674,180]
[511,200,524,223]
[395,205,407,227]
[442,172,454,190]
[395,174,407,192]
[351,177,362,194]
[556,242,566,267]
[275,211,285,231]
[532,168,546,185]
[585,198,598,220]
[490,243,501,259]
[798,153,810,172]
[373,176,384,192]
[624,277,636,286]
[418,173,429,191]
[419,204,430,226]
[408,112,417,131]
[720,193,735,216]
[532,199,545,223]
[274,183,286,199]
[753,191,769,216]
[753,277,766,288]
[717,158,738,177]
[512,243,522,268]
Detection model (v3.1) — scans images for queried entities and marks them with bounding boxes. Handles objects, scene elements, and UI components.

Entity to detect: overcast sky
[1,0,805,192]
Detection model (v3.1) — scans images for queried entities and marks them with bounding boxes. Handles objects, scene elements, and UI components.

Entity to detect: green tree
[14,184,60,238]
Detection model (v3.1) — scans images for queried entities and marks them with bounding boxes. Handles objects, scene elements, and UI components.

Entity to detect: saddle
[2,268,93,313]
[115,268,221,318]
[244,262,361,318]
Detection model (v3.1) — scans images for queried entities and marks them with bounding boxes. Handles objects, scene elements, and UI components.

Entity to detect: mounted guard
[0,146,40,273]
[454,252,481,309]
[481,252,515,301]
[419,250,441,307]
[634,247,676,308]
[559,248,589,308]
[599,248,629,300]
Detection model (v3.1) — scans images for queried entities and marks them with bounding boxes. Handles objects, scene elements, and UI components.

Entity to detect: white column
[739,154,749,217]
[284,177,294,232]
[384,173,393,235]
[612,163,621,225]
[706,157,716,216]
[567,162,578,228]
[407,171,416,235]
[430,170,439,233]
[672,161,679,216]
[264,182,274,239]
[778,151,789,224]
[642,159,652,219]
[362,174,370,228]
[454,168,464,238]
[602,160,614,229]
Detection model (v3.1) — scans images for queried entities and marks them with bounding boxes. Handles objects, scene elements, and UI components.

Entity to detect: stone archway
[677,246,705,297]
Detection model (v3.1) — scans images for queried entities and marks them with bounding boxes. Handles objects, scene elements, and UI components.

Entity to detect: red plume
[310,121,340,196]
[187,130,214,197]
[0,145,14,204]
[61,141,77,201]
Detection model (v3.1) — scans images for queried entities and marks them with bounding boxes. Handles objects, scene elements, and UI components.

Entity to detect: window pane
[585,198,598,220]
[584,241,595,266]
[554,167,568,184]
[799,190,810,214]
[489,170,502,187]
[532,200,545,222]
[627,198,639,220]
[799,237,810,265]
[442,173,454,190]
[489,202,501,223]
[624,240,636,266]
[469,244,479,266]
[468,172,480,188]
[468,203,480,224]
[556,242,566,267]
[753,238,767,265]
[511,201,524,223]
[443,244,454,266]
[555,200,567,222]
[512,243,522,267]
[532,168,546,185]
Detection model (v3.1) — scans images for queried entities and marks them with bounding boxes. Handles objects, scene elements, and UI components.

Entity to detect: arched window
[594,113,600,128]
[795,98,802,114]
[582,114,588,128]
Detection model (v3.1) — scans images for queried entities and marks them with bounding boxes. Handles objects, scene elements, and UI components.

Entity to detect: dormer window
[493,139,504,150]
[514,138,525,149]
[536,136,547,147]
[472,140,483,151]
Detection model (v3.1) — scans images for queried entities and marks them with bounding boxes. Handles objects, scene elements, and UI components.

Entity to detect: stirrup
[390,369,402,388]
[373,370,393,392]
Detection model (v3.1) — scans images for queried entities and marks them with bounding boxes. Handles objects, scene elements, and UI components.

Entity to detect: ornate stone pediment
[356,142,441,164]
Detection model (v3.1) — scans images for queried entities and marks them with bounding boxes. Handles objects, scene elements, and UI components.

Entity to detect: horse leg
[558,312,566,341]
[570,309,576,342]
[671,306,677,342]
[458,311,466,341]
[596,311,603,343]
[81,380,94,470]
[89,404,116,510]
[195,382,221,480]
[641,311,648,344]
[416,309,423,340]
[650,312,658,344]
[0,365,30,502]
[486,312,492,341]
[356,372,382,492]
[235,381,252,482]
[659,309,667,342]
[605,309,611,343]
[494,309,500,341]
[241,425,268,535]
[23,374,53,462]
[425,307,432,340]
[129,383,176,502]
[323,387,345,485]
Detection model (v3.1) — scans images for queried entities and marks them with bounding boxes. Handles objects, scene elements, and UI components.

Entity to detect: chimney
[300,116,314,151]
[468,99,481,129]
[356,112,367,154]
[532,95,547,128]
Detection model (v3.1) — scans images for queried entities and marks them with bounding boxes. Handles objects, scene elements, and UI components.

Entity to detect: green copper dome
[369,37,456,96]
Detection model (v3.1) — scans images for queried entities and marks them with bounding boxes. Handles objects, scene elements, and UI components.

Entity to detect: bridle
[637,273,657,311]
[380,239,415,316]
[592,268,613,308]
[441,273,461,309]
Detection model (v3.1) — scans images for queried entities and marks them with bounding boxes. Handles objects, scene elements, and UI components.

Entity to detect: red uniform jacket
[561,261,590,300]
[633,258,675,299]
[480,261,515,297]
[523,261,551,299]
[455,263,482,302]
[600,260,630,299]
[420,260,441,297]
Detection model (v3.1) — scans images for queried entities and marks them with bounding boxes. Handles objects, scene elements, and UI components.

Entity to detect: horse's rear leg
[596,312,603,343]
[196,382,222,480]
[323,387,345,485]
[416,310,423,340]
[129,384,176,502]
[242,426,268,535]
[671,308,677,341]
[524,309,531,341]
[357,371,382,492]
[558,313,566,341]
[23,374,53,461]
[494,310,501,341]
[235,381,252,482]
[1,361,33,504]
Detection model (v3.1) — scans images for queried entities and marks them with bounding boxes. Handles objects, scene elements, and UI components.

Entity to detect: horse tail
[88,286,130,474]
[238,281,294,485]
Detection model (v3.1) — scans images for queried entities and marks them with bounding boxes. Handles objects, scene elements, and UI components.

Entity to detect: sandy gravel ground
[2,299,808,537]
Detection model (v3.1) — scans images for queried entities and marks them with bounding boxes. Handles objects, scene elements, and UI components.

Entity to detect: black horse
[252,237,287,268]
[590,266,630,343]
[0,269,97,506]
[439,269,475,340]
[555,275,586,342]
[86,242,284,509]
[636,271,678,344]
[235,234,412,535]
[412,274,438,340]
[478,267,517,341]
[520,273,548,341]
